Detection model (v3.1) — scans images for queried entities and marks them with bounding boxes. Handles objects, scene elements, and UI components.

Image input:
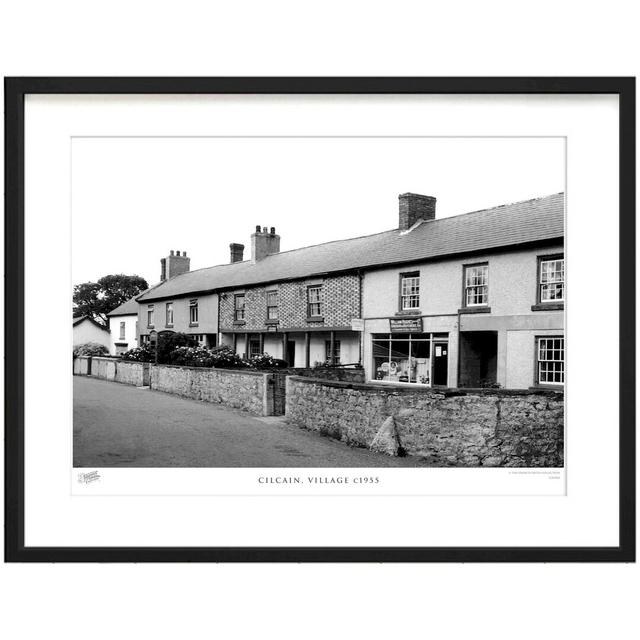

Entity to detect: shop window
[189,299,199,324]
[325,340,341,364]
[400,272,420,310]
[372,333,435,385]
[539,256,564,302]
[464,264,489,306]
[234,294,245,321]
[307,286,322,317]
[267,290,279,320]
[537,336,564,385]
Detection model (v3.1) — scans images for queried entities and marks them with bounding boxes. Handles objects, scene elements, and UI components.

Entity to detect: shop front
[363,315,459,388]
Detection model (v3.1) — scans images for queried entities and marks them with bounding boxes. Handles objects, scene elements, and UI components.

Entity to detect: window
[119,321,125,340]
[266,290,279,320]
[147,305,154,327]
[249,334,262,357]
[539,256,565,302]
[372,333,436,385]
[190,334,204,343]
[189,299,198,324]
[234,294,245,321]
[165,302,174,326]
[464,264,489,306]
[537,337,565,385]
[325,340,341,364]
[307,286,322,317]
[400,273,420,310]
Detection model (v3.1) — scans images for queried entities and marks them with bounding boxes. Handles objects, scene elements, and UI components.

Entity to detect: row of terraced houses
[108,192,565,390]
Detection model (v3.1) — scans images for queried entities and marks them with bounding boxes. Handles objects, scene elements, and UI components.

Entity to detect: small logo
[77,470,101,484]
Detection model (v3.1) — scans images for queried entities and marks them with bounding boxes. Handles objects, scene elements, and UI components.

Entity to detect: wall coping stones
[149,363,266,377]
[286,375,563,398]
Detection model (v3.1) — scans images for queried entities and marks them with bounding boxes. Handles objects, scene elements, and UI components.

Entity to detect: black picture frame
[4,77,635,563]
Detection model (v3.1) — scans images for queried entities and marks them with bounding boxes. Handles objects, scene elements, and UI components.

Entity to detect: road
[73,376,427,468]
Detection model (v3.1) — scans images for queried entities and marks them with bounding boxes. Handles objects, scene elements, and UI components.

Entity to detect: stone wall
[150,364,272,416]
[115,361,150,386]
[285,377,564,467]
[74,356,149,386]
[73,356,92,375]
[91,357,118,381]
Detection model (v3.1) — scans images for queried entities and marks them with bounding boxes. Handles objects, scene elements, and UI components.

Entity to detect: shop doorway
[432,342,449,386]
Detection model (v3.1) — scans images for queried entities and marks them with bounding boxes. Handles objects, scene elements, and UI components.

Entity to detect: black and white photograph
[71,136,565,471]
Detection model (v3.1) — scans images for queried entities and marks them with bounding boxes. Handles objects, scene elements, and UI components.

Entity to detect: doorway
[432,342,449,386]
[459,331,498,387]
[286,341,296,367]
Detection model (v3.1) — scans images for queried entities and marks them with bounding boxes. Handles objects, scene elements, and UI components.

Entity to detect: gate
[272,372,287,416]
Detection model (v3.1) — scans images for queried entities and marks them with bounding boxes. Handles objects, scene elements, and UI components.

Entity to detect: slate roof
[138,192,564,302]
[73,316,110,332]
[107,295,145,317]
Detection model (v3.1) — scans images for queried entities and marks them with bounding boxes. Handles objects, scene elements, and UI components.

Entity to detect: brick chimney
[230,243,245,263]
[160,249,191,281]
[398,193,436,231]
[251,225,280,262]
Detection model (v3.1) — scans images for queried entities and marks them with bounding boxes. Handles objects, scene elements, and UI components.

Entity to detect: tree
[73,274,148,325]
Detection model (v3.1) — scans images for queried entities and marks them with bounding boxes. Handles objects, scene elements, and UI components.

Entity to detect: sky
[71,136,565,287]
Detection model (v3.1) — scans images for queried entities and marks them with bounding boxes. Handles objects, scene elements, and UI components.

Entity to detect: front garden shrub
[249,353,288,369]
[73,342,109,357]
[156,332,198,364]
[120,343,156,362]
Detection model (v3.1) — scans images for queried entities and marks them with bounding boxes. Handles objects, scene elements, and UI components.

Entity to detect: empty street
[73,376,427,468]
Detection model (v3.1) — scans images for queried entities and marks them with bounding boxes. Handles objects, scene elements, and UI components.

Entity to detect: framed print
[4,77,635,562]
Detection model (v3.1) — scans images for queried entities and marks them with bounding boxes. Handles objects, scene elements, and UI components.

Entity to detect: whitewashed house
[107,297,140,355]
[73,316,111,351]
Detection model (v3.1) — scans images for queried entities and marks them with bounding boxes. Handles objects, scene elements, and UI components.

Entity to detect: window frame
[535,335,565,387]
[165,302,174,327]
[189,299,199,325]
[146,304,154,328]
[266,290,279,321]
[537,253,565,305]
[307,285,322,319]
[399,271,421,312]
[119,321,126,340]
[234,293,246,322]
[462,262,489,308]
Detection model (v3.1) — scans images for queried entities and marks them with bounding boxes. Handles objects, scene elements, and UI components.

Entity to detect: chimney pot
[251,226,281,262]
[255,225,261,232]
[398,193,436,231]
[163,249,190,280]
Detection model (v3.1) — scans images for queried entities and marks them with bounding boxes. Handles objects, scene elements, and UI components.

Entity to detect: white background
[1,2,638,639]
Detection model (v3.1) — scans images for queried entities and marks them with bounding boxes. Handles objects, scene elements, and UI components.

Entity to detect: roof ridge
[438,192,564,223]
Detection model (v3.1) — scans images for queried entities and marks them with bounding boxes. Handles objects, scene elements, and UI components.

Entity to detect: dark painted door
[287,341,296,367]
[432,342,448,386]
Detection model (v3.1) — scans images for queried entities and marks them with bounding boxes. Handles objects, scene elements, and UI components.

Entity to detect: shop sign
[350,318,364,331]
[389,317,423,333]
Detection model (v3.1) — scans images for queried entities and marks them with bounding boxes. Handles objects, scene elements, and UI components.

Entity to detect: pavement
[73,376,428,468]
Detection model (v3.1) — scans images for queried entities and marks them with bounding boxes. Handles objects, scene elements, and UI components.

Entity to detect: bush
[120,343,156,362]
[208,345,250,369]
[169,345,217,368]
[249,353,289,369]
[73,342,109,357]
[156,332,198,364]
